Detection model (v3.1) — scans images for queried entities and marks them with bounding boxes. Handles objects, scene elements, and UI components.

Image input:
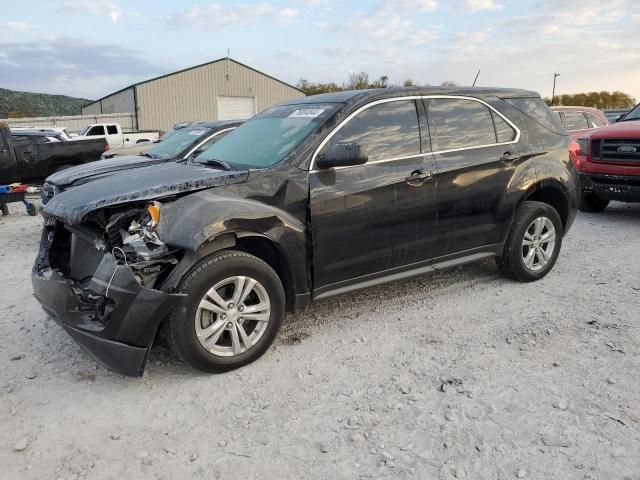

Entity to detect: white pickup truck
[73,123,161,148]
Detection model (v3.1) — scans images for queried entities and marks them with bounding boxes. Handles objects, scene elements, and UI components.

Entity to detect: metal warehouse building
[81,57,305,131]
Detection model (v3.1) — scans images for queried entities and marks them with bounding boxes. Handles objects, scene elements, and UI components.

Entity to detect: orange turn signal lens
[147,203,160,226]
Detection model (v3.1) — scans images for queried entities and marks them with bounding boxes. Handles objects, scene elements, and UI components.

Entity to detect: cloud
[0,38,165,98]
[168,3,282,30]
[62,1,124,22]
[279,7,300,19]
[463,0,502,11]
[393,0,438,11]
[5,21,32,31]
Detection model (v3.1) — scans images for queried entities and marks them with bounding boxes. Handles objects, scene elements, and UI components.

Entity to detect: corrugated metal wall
[81,102,101,115]
[81,87,135,117]
[136,59,304,130]
[100,87,135,115]
[2,113,137,133]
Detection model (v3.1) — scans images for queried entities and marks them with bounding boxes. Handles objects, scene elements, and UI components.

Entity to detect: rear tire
[497,201,563,282]
[167,250,285,373]
[579,194,609,213]
[1,204,9,216]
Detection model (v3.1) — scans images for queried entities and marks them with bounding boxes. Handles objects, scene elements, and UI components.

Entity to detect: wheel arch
[522,180,571,232]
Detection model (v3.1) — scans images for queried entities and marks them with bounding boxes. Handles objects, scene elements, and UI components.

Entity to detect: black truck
[0,123,108,185]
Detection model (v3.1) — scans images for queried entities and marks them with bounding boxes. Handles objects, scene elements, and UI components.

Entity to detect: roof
[10,128,60,136]
[86,58,305,106]
[550,106,604,113]
[191,120,245,129]
[280,86,540,106]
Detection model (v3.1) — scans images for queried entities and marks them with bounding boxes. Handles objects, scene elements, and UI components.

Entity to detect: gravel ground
[1,201,639,480]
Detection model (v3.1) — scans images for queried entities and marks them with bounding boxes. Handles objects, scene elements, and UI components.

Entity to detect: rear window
[562,112,589,131]
[505,97,566,134]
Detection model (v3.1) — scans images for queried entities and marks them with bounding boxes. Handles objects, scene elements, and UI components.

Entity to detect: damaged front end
[32,202,184,377]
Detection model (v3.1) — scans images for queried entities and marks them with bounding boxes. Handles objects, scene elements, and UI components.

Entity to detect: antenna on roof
[227,48,230,58]
[472,69,481,87]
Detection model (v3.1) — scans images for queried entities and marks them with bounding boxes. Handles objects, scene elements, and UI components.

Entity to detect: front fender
[155,190,308,297]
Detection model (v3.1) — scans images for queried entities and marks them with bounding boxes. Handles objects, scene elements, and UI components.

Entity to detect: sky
[0,0,639,101]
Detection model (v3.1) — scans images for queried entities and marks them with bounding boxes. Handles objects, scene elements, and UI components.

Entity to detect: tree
[296,79,343,96]
[440,81,458,87]
[403,79,415,87]
[543,91,635,109]
[345,72,371,90]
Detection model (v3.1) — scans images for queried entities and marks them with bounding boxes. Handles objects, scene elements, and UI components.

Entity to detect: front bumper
[580,172,640,203]
[32,229,183,377]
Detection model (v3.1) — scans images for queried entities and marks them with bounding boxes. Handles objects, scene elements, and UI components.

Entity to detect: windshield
[146,126,212,158]
[195,103,340,169]
[621,104,640,122]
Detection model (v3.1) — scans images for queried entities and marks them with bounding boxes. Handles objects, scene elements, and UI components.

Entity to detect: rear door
[105,124,122,146]
[426,96,521,258]
[309,98,438,292]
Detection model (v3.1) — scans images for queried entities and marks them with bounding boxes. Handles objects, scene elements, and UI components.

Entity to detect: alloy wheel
[194,276,271,357]
[521,217,556,272]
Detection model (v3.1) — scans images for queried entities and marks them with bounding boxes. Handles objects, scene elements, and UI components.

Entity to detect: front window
[147,126,213,159]
[622,104,640,122]
[321,100,421,162]
[195,103,340,169]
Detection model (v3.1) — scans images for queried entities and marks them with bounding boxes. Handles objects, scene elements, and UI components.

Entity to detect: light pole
[552,73,560,106]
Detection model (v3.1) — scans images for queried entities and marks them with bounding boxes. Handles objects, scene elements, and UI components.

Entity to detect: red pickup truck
[570,103,640,212]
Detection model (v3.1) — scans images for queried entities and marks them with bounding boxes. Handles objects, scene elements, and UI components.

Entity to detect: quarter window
[562,112,589,130]
[106,125,118,135]
[326,100,421,162]
[429,98,514,151]
[586,114,606,128]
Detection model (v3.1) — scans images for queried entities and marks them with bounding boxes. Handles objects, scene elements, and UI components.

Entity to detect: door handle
[405,169,434,186]
[500,152,520,163]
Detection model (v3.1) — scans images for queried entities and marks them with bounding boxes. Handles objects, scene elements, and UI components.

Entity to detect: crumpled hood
[46,155,172,188]
[43,162,250,225]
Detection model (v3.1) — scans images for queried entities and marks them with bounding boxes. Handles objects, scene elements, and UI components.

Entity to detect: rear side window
[327,100,421,162]
[428,98,514,151]
[106,125,118,135]
[505,97,565,134]
[562,112,589,130]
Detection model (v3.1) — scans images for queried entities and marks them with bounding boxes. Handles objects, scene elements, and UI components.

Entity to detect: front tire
[579,194,609,213]
[497,201,563,282]
[167,251,285,373]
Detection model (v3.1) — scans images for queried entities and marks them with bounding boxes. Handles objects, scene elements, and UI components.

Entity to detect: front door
[425,96,521,258]
[309,99,438,293]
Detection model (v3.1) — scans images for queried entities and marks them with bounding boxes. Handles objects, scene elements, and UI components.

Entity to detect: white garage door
[217,96,256,120]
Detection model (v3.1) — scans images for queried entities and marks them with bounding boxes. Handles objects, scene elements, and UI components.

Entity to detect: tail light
[104,143,110,152]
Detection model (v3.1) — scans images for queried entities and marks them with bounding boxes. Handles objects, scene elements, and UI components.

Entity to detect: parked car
[551,106,609,139]
[101,120,240,160]
[74,123,161,148]
[570,102,640,212]
[11,126,73,141]
[604,109,631,124]
[0,123,108,185]
[42,120,243,200]
[33,87,579,376]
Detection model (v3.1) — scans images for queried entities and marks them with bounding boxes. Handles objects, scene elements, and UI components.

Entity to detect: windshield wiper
[197,158,235,171]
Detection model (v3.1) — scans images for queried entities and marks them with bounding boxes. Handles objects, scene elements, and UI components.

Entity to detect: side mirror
[316,143,368,169]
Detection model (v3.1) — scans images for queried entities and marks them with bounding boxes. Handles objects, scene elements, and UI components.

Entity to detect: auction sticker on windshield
[189,130,207,136]
[289,109,326,118]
